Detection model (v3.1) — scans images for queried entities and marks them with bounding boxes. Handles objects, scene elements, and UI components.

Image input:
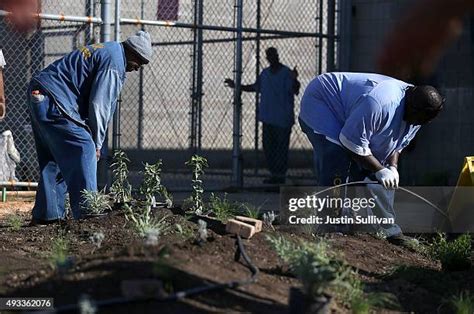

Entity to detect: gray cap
[124,31,153,64]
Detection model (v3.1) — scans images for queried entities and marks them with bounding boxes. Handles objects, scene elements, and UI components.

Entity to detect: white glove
[375,168,397,189]
[388,166,399,189]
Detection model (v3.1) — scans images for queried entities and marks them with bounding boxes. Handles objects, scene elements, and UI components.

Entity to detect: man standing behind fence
[225,47,300,184]
[27,31,153,225]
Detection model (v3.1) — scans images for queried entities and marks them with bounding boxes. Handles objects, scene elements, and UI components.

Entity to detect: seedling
[175,223,194,241]
[140,160,173,208]
[197,219,208,244]
[49,232,73,272]
[446,291,474,314]
[78,294,97,314]
[89,231,105,250]
[429,233,472,271]
[80,188,112,215]
[185,155,208,215]
[144,228,160,246]
[125,201,169,237]
[263,211,276,230]
[110,150,132,204]
[6,213,22,231]
[267,235,351,298]
[208,193,239,222]
[241,203,261,219]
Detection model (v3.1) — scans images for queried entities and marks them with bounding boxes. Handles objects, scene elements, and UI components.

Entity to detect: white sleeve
[0,50,5,69]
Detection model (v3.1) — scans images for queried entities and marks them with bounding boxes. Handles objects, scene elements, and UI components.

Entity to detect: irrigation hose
[311,180,448,219]
[44,235,259,313]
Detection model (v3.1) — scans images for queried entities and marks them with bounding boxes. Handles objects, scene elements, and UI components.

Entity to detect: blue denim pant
[28,84,97,220]
[299,118,402,237]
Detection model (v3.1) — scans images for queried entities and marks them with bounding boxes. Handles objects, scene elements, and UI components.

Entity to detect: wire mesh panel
[0,0,101,183]
[117,0,338,190]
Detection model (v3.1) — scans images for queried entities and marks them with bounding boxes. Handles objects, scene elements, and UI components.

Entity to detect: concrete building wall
[349,0,474,185]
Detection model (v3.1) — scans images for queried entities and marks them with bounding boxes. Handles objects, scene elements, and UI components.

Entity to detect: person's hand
[291,66,298,79]
[96,149,101,161]
[224,78,235,88]
[375,168,398,189]
[388,166,399,189]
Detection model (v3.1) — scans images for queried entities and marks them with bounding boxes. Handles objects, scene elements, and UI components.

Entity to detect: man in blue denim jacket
[28,31,153,224]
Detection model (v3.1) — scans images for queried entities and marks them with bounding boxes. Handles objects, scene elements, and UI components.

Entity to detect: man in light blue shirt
[299,72,443,244]
[225,47,300,184]
[28,31,153,224]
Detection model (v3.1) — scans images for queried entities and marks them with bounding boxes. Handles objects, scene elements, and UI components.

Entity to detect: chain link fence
[0,0,338,190]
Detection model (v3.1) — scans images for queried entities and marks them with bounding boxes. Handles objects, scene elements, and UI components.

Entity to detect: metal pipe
[254,0,261,176]
[318,0,323,74]
[0,10,102,24]
[111,0,122,153]
[189,0,199,151]
[120,17,333,38]
[338,0,352,70]
[196,0,204,152]
[0,181,38,188]
[327,0,336,72]
[137,0,145,149]
[232,0,244,188]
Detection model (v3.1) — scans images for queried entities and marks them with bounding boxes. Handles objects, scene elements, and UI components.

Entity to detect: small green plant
[197,219,208,244]
[6,213,22,231]
[429,233,472,271]
[80,188,112,215]
[49,233,73,272]
[78,294,97,314]
[208,193,239,222]
[267,235,351,298]
[140,160,173,208]
[263,211,276,230]
[125,201,169,237]
[185,155,208,215]
[89,231,105,250]
[175,223,194,241]
[241,203,261,219]
[110,150,132,204]
[446,291,474,314]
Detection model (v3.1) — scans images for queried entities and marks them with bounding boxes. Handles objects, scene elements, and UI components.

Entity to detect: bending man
[28,31,153,224]
[299,72,443,245]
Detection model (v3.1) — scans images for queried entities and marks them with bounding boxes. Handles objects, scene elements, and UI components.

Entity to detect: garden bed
[1,198,473,313]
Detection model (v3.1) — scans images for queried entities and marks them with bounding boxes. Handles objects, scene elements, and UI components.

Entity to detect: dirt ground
[0,198,473,313]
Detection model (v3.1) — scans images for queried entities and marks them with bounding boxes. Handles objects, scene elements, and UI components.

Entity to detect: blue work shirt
[33,42,126,150]
[299,72,421,163]
[257,65,295,128]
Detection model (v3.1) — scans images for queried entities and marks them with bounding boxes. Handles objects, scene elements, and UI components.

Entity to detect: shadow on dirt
[4,259,288,314]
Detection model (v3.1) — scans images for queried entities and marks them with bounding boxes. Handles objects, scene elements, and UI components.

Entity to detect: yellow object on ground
[447,157,474,232]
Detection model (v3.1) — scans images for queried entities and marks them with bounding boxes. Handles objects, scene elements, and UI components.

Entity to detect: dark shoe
[263,177,286,184]
[29,218,64,227]
[387,233,419,250]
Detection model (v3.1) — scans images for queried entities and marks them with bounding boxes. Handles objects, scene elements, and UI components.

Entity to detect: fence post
[254,0,261,175]
[112,0,121,154]
[327,0,336,72]
[99,0,112,189]
[338,0,352,70]
[232,0,244,188]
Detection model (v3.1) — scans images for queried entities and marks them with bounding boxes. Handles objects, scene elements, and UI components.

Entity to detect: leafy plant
[175,223,194,241]
[140,160,173,208]
[241,203,261,219]
[49,233,73,272]
[447,291,474,314]
[110,150,132,204]
[197,219,208,243]
[89,232,105,250]
[78,294,97,314]
[6,213,22,231]
[185,155,208,215]
[80,188,112,215]
[267,235,351,298]
[263,211,276,230]
[208,193,239,222]
[429,233,472,271]
[125,201,169,237]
